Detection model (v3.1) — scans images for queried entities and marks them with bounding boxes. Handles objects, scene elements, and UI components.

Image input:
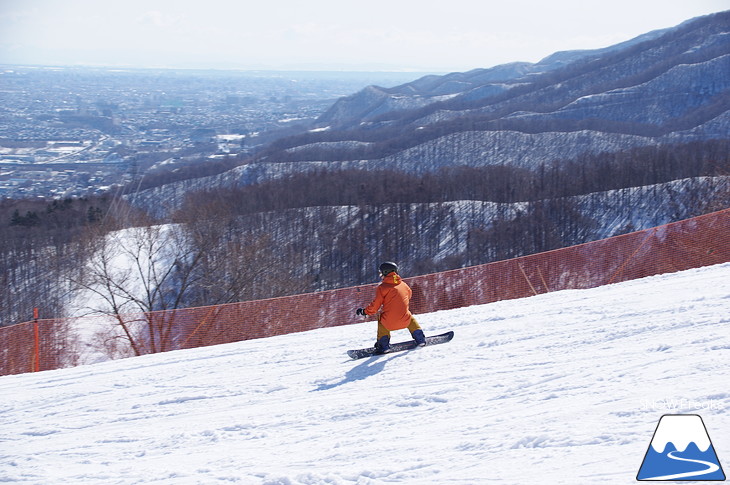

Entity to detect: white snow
[2,263,729,484]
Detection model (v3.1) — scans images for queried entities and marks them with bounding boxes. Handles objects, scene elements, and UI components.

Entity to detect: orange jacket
[365,272,413,331]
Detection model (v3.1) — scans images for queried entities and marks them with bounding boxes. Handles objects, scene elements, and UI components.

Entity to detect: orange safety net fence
[2,208,729,376]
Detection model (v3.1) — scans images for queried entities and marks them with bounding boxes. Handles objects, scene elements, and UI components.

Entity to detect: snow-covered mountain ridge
[314,11,729,132]
[2,262,729,484]
[128,11,730,221]
[112,11,730,295]
[315,23,676,126]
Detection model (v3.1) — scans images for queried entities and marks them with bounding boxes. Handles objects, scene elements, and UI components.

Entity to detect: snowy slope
[2,263,729,484]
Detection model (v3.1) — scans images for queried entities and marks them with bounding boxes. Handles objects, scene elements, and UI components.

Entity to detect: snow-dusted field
[2,263,729,484]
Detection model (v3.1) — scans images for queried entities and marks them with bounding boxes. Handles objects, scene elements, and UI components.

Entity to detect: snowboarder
[356,261,426,354]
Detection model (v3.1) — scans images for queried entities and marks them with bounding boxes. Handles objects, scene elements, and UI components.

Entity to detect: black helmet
[379,261,398,277]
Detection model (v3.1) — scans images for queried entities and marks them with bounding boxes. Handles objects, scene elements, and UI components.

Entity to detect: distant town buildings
[0,66,413,198]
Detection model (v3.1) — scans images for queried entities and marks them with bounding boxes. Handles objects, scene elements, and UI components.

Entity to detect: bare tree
[72,201,310,358]
[73,221,204,356]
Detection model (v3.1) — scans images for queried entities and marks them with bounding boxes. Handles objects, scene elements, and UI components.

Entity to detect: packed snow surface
[2,263,729,484]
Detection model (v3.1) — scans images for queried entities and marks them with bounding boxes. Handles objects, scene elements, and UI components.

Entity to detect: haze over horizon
[0,0,728,73]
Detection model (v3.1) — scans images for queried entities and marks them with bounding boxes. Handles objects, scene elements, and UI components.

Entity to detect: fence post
[33,308,40,372]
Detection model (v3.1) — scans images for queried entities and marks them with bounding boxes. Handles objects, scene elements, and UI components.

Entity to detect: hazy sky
[0,0,727,72]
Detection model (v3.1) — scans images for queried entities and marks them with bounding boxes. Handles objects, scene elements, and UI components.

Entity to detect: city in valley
[0,66,420,198]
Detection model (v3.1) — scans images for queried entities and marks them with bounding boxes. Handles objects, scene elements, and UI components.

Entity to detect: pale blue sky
[0,0,727,71]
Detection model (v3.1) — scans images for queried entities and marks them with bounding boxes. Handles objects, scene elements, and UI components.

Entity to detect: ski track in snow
[1,263,729,484]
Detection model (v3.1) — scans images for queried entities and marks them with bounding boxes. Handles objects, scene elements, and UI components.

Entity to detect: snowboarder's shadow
[312,352,408,392]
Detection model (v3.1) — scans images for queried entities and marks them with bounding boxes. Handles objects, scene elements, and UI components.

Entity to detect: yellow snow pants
[377,316,422,339]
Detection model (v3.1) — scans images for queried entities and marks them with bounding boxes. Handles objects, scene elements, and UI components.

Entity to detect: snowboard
[347,331,454,360]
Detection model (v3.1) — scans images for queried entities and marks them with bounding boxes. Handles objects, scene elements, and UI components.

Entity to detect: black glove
[356,308,367,316]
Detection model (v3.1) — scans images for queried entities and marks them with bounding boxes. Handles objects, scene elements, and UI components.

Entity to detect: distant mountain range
[127,11,730,288]
[314,25,674,128]
[261,10,729,167]
[134,11,728,208]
